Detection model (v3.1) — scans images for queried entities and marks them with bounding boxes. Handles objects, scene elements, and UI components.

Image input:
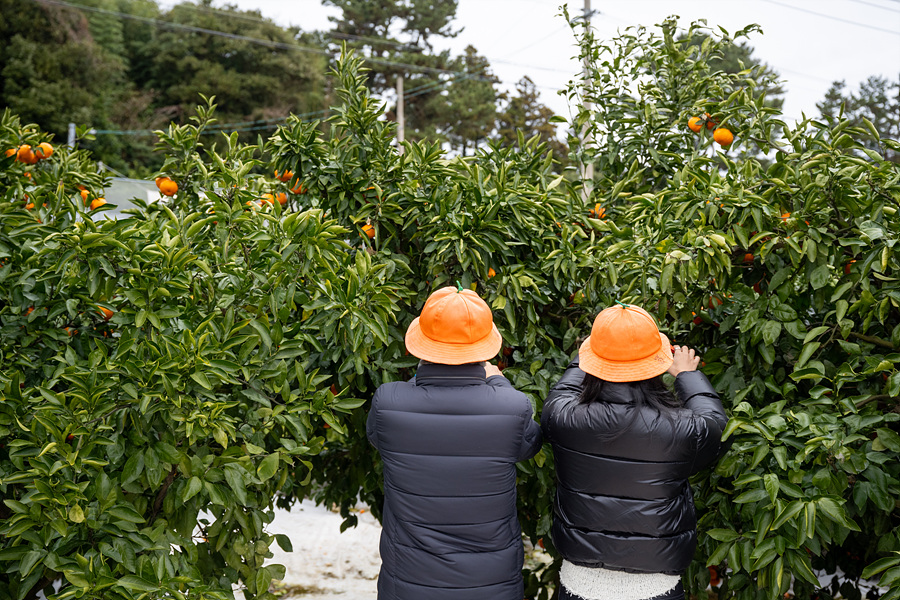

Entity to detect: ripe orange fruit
[362,223,375,239]
[64,327,77,336]
[844,260,856,275]
[290,182,305,194]
[780,212,791,221]
[25,307,34,316]
[34,142,53,160]
[488,267,496,278]
[97,306,113,321]
[688,117,703,133]
[275,169,293,182]
[713,128,733,146]
[275,192,288,205]
[743,253,754,263]
[80,189,89,204]
[25,202,35,210]
[260,193,275,205]
[4,148,15,158]
[90,198,106,210]
[16,145,36,164]
[588,203,605,218]
[157,178,178,197]
[704,113,717,130]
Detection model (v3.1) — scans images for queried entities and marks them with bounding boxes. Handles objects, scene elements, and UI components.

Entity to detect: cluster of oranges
[275,169,306,194]
[155,176,178,197]
[5,142,54,165]
[687,114,733,147]
[77,185,106,211]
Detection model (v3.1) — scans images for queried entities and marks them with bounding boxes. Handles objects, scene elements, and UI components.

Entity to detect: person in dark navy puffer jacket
[367,285,542,600]
[541,303,729,600]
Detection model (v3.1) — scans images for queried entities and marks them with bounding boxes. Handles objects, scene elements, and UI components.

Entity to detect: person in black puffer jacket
[367,285,542,600]
[541,303,729,600]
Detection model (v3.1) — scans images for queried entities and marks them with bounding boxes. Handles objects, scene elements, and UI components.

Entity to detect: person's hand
[667,345,701,377]
[484,363,504,378]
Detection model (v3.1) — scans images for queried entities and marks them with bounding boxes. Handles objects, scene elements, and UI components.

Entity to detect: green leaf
[108,504,145,524]
[809,265,830,290]
[68,505,85,523]
[275,533,293,552]
[705,528,741,542]
[117,575,158,591]
[761,320,781,346]
[257,453,280,482]
[734,488,769,504]
[862,555,900,579]
[190,372,212,390]
[876,428,900,452]
[183,477,202,502]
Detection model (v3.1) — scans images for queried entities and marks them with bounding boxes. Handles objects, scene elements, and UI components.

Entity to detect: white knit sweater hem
[559,561,681,600]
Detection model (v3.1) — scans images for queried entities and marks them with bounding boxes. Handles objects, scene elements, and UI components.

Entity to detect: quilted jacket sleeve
[541,357,584,444]
[488,375,543,461]
[674,370,729,473]
[365,387,380,450]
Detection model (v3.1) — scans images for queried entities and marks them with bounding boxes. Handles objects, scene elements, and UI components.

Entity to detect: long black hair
[580,372,683,440]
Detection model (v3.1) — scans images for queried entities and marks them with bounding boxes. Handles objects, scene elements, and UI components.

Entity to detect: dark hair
[580,373,683,440]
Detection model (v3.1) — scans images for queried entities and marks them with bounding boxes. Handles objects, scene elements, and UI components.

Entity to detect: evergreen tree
[497,76,567,164]
[818,75,899,163]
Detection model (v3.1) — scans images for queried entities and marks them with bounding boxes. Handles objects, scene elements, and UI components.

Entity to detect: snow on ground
[234,500,381,599]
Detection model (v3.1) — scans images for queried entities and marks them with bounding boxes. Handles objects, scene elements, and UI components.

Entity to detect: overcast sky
[163,0,899,125]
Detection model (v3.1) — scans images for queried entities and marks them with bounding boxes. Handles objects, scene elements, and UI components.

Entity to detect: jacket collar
[414,361,487,386]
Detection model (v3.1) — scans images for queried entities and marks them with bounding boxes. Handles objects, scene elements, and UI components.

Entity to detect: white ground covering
[234,500,381,599]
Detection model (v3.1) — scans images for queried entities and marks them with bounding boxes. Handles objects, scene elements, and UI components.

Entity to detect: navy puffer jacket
[541,357,728,575]
[367,361,542,600]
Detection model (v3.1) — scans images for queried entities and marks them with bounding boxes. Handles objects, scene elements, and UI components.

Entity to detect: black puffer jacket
[367,362,542,600]
[541,357,728,575]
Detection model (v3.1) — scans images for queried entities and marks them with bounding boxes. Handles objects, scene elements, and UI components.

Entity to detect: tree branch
[856,394,900,408]
[849,332,898,350]
[150,466,179,522]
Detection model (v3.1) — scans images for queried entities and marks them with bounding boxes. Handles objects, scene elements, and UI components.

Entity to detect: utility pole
[396,74,405,153]
[581,0,594,203]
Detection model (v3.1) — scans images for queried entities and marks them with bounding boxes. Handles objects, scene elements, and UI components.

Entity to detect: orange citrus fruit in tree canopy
[25,202,34,210]
[704,113,717,130]
[290,182,305,194]
[16,145,36,164]
[97,306,113,320]
[90,198,106,210]
[34,142,53,159]
[5,148,15,158]
[713,128,733,146]
[80,189,89,203]
[487,268,496,278]
[275,192,288,205]
[743,253,754,263]
[25,307,34,316]
[64,327,77,336]
[844,260,856,275]
[780,212,791,221]
[260,193,275,205]
[158,178,178,197]
[362,224,375,239]
[275,169,293,182]
[688,117,703,133]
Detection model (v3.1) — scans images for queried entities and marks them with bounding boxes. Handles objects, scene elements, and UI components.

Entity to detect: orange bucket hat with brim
[579,302,673,382]
[405,284,503,365]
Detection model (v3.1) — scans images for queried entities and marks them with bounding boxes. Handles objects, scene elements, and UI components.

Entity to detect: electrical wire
[759,0,900,36]
[847,0,900,10]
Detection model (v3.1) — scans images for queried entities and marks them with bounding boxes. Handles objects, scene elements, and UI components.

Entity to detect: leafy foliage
[2,19,899,600]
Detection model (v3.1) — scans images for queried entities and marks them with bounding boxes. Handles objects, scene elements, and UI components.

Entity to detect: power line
[34,0,501,82]
[759,0,900,36]
[847,0,900,10]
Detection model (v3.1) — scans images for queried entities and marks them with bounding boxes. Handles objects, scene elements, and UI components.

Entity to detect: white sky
[168,0,900,125]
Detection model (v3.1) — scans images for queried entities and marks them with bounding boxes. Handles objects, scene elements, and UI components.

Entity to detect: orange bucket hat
[579,303,673,382]
[405,285,503,365]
